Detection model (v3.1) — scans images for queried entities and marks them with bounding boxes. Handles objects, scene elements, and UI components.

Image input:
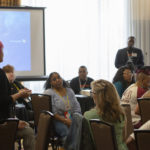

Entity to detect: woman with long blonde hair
[84,79,127,150]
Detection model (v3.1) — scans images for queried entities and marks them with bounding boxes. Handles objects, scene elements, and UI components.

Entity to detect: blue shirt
[114,81,125,98]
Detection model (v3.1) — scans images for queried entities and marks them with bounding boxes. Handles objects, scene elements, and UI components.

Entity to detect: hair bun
[94,80,107,91]
[136,66,150,75]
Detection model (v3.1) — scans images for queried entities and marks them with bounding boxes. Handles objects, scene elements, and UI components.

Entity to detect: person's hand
[18,120,29,129]
[19,89,32,98]
[11,89,32,102]
[64,118,72,127]
[24,87,30,91]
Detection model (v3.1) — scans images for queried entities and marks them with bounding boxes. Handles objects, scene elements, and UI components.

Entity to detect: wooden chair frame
[137,98,150,124]
[134,129,150,150]
[31,93,61,150]
[0,118,19,150]
[90,119,118,150]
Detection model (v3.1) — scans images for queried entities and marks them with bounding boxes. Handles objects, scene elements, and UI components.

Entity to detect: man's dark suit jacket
[115,47,144,69]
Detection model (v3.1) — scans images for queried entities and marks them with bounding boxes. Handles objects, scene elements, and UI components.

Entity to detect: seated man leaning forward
[70,66,94,94]
[43,72,81,146]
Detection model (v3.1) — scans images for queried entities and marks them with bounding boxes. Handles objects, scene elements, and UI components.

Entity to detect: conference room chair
[80,117,95,150]
[134,129,150,150]
[0,118,19,150]
[31,93,61,150]
[31,93,52,128]
[121,104,134,139]
[137,98,150,125]
[35,111,54,150]
[90,119,118,150]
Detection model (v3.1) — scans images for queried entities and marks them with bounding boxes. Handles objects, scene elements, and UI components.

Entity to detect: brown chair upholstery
[0,118,19,150]
[121,104,134,139]
[31,93,61,150]
[134,129,150,150]
[138,98,150,125]
[31,94,52,127]
[90,119,118,150]
[35,111,54,150]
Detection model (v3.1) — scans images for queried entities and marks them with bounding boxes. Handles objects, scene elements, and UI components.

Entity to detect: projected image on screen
[0,11,31,71]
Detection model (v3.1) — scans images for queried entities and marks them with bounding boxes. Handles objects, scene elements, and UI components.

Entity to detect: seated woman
[43,72,81,143]
[121,66,150,128]
[113,65,134,98]
[2,64,33,121]
[84,79,128,150]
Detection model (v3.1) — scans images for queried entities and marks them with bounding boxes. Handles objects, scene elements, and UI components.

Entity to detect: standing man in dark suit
[115,36,144,70]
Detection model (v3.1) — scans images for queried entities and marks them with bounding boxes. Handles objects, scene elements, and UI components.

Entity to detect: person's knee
[18,127,34,138]
[57,125,68,137]
[55,121,68,137]
[25,127,34,134]
[126,136,136,150]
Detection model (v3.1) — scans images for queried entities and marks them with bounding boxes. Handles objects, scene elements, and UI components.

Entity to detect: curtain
[128,0,150,65]
[22,0,128,83]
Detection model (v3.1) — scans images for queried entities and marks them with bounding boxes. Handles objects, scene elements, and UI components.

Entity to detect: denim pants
[54,120,69,137]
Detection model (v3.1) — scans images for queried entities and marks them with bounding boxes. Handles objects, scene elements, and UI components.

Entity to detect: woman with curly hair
[43,72,81,147]
[113,66,134,97]
[84,79,128,150]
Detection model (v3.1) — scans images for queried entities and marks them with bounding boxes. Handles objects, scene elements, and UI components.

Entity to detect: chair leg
[15,139,22,150]
[51,142,57,150]
[18,140,22,150]
[51,140,60,150]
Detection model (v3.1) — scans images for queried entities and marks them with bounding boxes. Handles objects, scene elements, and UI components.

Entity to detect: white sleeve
[121,85,137,105]
[130,120,150,139]
[121,89,132,104]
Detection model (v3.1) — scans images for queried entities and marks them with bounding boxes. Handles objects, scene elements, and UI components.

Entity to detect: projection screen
[0,7,45,78]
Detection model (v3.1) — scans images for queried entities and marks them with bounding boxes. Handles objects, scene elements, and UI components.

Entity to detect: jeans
[64,113,83,150]
[54,120,69,146]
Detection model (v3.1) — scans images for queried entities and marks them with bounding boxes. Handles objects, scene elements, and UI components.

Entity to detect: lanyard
[55,90,70,106]
[13,83,20,91]
[60,95,70,106]
[79,78,87,90]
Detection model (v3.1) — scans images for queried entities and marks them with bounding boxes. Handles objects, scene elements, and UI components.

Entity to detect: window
[22,0,129,92]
